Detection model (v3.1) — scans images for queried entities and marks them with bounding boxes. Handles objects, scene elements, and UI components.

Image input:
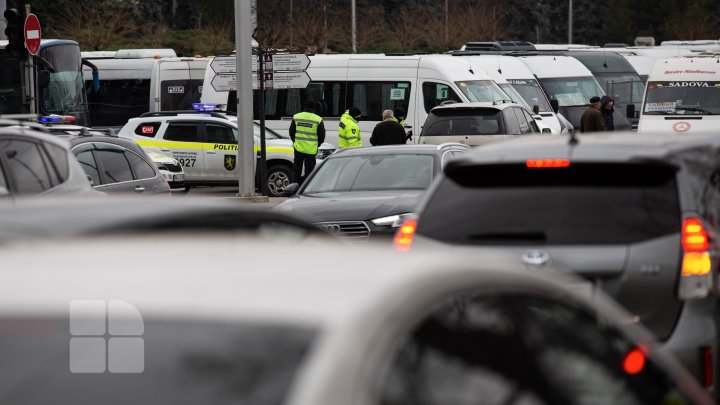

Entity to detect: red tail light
[682,218,709,252]
[703,347,714,389]
[394,219,417,252]
[623,346,646,375]
[526,159,571,168]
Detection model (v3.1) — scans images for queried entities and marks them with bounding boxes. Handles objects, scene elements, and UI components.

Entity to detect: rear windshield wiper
[676,105,714,114]
[467,231,547,243]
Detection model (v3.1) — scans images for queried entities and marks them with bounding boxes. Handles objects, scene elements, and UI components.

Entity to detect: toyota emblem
[319,223,342,234]
[521,249,551,269]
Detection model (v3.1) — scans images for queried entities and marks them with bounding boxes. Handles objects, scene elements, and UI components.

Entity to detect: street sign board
[211,53,312,73]
[209,56,238,74]
[24,14,41,56]
[266,71,311,89]
[211,73,236,92]
[271,54,311,71]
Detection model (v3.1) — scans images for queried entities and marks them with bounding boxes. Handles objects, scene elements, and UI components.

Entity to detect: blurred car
[0,126,95,198]
[398,132,720,393]
[417,102,546,146]
[274,144,469,242]
[0,238,712,404]
[146,152,185,190]
[117,110,336,196]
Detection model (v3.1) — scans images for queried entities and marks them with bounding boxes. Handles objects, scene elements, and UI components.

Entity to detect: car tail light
[526,159,571,168]
[394,219,417,252]
[703,347,714,389]
[623,346,646,375]
[679,217,714,300]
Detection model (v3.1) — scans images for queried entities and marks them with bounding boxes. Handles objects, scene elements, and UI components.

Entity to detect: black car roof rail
[139,111,230,120]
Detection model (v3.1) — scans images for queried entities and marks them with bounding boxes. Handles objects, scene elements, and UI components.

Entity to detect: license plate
[173,174,184,182]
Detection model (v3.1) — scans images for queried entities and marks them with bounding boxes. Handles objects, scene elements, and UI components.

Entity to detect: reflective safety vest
[293,111,322,154]
[338,111,362,148]
[392,117,406,128]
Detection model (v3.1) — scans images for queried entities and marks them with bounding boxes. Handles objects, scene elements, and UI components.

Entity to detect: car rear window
[418,163,680,245]
[423,109,504,136]
[0,318,315,405]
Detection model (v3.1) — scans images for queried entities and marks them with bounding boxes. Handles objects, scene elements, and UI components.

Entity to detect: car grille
[316,221,370,242]
[163,162,183,173]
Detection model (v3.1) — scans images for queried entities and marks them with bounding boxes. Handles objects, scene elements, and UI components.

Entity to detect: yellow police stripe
[135,139,293,155]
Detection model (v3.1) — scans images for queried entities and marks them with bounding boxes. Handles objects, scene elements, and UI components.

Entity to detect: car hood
[274,190,423,222]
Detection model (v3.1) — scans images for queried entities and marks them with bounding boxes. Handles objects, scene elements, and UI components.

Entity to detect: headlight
[371,213,415,228]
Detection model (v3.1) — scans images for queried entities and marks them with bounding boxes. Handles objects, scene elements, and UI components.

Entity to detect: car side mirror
[86,175,96,187]
[284,183,299,196]
[626,103,636,118]
[550,99,559,114]
[532,105,540,115]
[38,70,50,89]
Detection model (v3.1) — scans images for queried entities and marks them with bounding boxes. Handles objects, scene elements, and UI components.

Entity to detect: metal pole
[568,0,573,44]
[258,46,268,196]
[444,0,448,46]
[235,0,256,197]
[289,0,293,47]
[351,0,356,53]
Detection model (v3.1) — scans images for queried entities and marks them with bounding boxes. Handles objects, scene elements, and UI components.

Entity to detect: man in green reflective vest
[338,107,362,148]
[289,100,325,185]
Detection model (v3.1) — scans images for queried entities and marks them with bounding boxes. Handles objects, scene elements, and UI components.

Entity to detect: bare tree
[54,3,137,50]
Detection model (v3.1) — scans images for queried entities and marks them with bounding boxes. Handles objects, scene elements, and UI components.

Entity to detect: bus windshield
[643,81,720,115]
[539,77,604,107]
[455,80,508,103]
[39,43,88,122]
[596,73,645,104]
[508,79,553,112]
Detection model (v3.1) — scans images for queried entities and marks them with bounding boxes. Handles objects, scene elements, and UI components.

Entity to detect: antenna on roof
[603,50,608,68]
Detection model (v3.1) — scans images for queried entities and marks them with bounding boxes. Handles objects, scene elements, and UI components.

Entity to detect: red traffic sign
[24,14,41,56]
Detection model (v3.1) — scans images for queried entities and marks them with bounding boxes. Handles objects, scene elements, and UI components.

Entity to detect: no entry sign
[24,14,41,56]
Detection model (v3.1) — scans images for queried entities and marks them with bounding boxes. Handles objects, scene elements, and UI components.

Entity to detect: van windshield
[508,79,553,112]
[498,84,533,111]
[538,77,604,107]
[643,81,720,115]
[455,80,508,103]
[596,73,645,104]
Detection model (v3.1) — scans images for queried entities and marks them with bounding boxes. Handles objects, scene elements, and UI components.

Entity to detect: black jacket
[601,96,615,131]
[370,120,407,146]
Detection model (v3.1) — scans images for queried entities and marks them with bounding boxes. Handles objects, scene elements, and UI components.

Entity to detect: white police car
[118,106,335,196]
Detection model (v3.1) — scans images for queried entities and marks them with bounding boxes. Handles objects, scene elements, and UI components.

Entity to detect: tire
[267,164,292,197]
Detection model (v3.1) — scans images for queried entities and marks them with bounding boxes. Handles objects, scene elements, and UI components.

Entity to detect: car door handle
[134,186,146,193]
[206,151,216,155]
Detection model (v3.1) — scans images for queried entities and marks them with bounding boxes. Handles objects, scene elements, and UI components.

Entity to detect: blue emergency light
[192,103,221,112]
[40,115,77,124]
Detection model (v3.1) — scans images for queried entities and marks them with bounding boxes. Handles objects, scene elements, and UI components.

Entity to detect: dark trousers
[293,150,316,185]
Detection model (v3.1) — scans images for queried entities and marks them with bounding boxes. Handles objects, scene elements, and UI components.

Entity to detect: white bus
[82,49,208,128]
[638,53,720,133]
[201,54,515,146]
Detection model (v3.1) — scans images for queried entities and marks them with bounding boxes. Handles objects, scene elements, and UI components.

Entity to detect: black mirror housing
[532,105,540,115]
[550,99,560,114]
[626,103,636,118]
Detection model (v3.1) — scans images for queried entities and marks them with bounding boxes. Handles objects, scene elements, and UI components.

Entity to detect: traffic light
[4,6,25,58]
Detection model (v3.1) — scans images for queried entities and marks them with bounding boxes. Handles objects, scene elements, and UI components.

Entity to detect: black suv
[398,133,720,393]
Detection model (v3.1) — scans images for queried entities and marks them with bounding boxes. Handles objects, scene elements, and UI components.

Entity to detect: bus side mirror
[626,103,636,118]
[38,70,50,89]
[532,105,540,115]
[550,99,559,114]
[92,70,100,93]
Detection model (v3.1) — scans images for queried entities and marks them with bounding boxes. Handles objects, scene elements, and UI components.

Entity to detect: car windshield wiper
[676,105,714,114]
[467,231,547,243]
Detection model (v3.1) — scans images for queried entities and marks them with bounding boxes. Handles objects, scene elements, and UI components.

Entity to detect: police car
[118,106,335,196]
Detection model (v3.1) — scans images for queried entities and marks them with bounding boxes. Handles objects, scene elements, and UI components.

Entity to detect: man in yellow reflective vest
[393,107,412,142]
[338,107,362,148]
[289,100,325,184]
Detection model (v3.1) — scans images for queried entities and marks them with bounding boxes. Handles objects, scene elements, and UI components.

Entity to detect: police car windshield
[643,81,720,115]
[303,154,434,194]
[253,123,287,139]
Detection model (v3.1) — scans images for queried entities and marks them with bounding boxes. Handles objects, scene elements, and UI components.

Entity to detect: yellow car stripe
[136,139,293,155]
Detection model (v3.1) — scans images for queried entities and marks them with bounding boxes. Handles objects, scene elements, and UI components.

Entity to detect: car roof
[61,133,145,151]
[449,132,720,166]
[330,144,467,157]
[431,101,520,112]
[0,233,634,331]
[0,126,71,149]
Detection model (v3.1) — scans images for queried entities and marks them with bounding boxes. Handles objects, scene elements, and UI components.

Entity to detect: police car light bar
[40,115,77,124]
[192,103,221,112]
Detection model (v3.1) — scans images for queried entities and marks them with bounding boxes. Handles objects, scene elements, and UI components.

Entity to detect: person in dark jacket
[600,95,615,131]
[580,96,606,133]
[393,107,412,141]
[370,110,407,146]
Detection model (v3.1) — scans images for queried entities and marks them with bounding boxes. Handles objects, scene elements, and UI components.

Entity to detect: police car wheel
[267,165,292,197]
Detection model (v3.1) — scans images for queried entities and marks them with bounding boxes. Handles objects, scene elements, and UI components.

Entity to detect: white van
[517,55,631,130]
[638,53,720,133]
[201,54,512,147]
[452,54,571,133]
[82,50,208,128]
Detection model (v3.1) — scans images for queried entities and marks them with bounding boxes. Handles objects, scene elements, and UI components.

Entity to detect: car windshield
[508,79,553,112]
[420,163,680,245]
[596,73,645,104]
[0,318,315,405]
[423,108,504,136]
[539,77,605,107]
[643,81,720,115]
[253,123,285,140]
[303,154,434,193]
[455,80,508,103]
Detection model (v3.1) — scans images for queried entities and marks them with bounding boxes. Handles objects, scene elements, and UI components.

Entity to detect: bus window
[423,82,461,113]
[86,79,150,127]
[249,81,347,120]
[160,79,203,111]
[346,82,411,121]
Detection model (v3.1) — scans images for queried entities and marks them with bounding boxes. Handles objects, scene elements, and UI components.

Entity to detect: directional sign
[210,56,238,74]
[271,54,311,71]
[267,71,311,89]
[211,73,236,92]
[24,14,41,56]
